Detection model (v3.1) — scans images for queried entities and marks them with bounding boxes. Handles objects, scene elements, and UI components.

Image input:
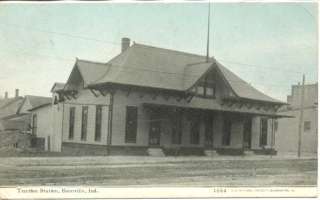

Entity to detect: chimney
[121,37,130,52]
[4,92,8,99]
[15,89,19,98]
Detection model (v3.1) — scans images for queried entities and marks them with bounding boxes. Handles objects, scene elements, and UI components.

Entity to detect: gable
[76,60,108,86]
[65,60,109,90]
[17,95,52,114]
[64,65,85,91]
[18,98,32,114]
[188,66,236,99]
[183,62,213,91]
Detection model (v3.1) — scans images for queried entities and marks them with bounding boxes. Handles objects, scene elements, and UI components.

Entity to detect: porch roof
[142,103,293,118]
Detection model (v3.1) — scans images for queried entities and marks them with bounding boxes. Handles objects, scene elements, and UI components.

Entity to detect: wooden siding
[62,103,109,145]
[57,89,111,146]
[31,105,55,151]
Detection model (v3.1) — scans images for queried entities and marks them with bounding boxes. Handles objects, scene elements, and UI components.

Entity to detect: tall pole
[297,74,305,158]
[206,1,211,62]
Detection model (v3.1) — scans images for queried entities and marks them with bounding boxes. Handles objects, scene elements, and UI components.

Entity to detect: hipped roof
[65,43,284,104]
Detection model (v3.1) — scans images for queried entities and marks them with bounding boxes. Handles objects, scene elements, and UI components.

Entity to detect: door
[204,113,214,148]
[125,106,138,143]
[243,118,252,149]
[149,114,161,146]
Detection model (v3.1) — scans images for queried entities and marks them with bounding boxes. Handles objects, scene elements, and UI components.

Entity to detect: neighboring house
[29,103,53,151]
[43,38,287,156]
[0,92,51,133]
[27,84,65,152]
[275,83,318,155]
[0,89,25,131]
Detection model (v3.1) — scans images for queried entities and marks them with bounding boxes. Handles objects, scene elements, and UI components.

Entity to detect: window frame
[68,107,75,140]
[260,118,268,146]
[81,106,88,141]
[193,75,216,99]
[95,105,103,142]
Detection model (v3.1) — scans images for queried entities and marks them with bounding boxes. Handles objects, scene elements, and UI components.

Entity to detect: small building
[275,83,318,156]
[0,91,51,149]
[0,89,25,132]
[25,85,66,152]
[44,38,287,156]
[29,103,53,151]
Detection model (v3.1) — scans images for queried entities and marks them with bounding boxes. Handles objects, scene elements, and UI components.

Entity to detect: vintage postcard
[0,1,318,199]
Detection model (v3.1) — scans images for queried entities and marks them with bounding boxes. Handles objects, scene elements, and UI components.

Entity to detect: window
[125,106,138,143]
[260,118,268,146]
[194,76,216,98]
[32,114,37,135]
[222,119,232,146]
[196,86,205,95]
[191,87,196,93]
[81,106,88,141]
[206,87,214,97]
[95,105,102,141]
[190,118,200,144]
[69,107,75,140]
[304,121,311,132]
[172,113,182,144]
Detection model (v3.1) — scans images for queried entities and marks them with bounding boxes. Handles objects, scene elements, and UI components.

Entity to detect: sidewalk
[2,153,317,168]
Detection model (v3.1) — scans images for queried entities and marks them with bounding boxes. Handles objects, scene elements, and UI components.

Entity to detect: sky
[0,2,318,101]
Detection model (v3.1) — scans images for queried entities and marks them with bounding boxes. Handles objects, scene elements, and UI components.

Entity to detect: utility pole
[206,1,211,62]
[297,74,305,158]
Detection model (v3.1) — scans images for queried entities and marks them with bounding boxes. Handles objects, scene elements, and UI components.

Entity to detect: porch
[143,103,276,156]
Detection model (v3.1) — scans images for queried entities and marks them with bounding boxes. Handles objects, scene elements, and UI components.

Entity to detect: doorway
[243,118,252,149]
[204,113,214,149]
[149,113,161,146]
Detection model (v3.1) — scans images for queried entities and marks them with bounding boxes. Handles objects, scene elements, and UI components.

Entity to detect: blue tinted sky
[0,2,317,101]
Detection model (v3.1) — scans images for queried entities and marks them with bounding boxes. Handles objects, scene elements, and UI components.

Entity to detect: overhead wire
[0,17,315,89]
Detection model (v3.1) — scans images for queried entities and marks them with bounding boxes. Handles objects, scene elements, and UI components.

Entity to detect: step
[204,150,219,157]
[244,150,255,156]
[147,148,165,157]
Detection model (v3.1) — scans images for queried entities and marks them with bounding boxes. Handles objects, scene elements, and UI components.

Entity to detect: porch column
[251,116,261,150]
[213,112,223,148]
[230,119,244,148]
